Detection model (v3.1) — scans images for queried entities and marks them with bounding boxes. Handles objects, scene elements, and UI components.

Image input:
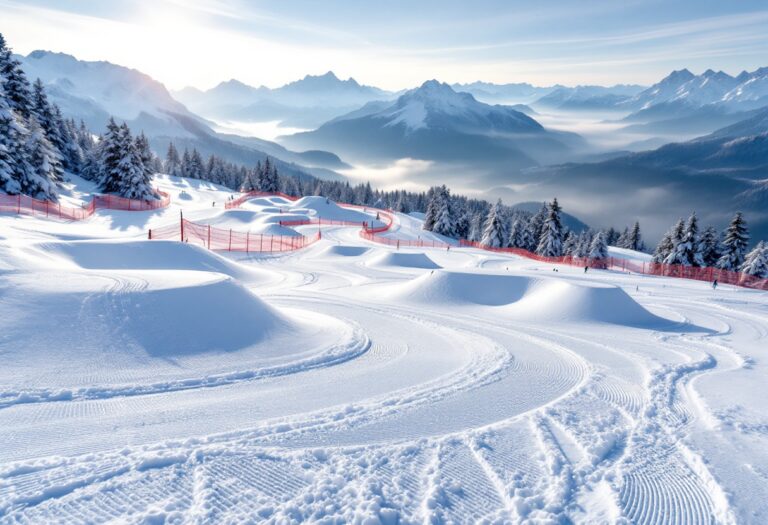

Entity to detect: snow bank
[367,251,441,269]
[32,240,268,282]
[384,270,666,326]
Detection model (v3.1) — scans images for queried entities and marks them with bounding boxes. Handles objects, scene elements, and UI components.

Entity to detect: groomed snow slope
[1,176,768,523]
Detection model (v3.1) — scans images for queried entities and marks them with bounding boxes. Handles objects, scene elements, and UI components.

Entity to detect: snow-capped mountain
[174,72,394,128]
[616,67,768,137]
[17,50,203,138]
[450,81,556,104]
[280,80,584,168]
[15,50,347,178]
[534,85,645,111]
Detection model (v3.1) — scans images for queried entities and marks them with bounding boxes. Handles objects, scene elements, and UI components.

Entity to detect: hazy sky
[3,0,768,91]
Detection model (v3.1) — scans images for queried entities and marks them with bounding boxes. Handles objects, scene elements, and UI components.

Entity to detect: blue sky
[2,0,768,90]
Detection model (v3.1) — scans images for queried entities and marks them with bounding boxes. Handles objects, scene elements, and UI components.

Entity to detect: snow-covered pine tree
[589,230,608,260]
[700,226,721,267]
[0,84,24,194]
[527,204,547,249]
[668,212,704,267]
[0,34,33,119]
[423,186,439,231]
[165,143,181,176]
[508,217,527,248]
[627,222,644,252]
[96,118,123,193]
[115,123,155,200]
[740,241,768,278]
[468,212,483,242]
[562,231,577,255]
[652,230,675,264]
[135,132,154,182]
[480,199,507,248]
[431,186,455,237]
[717,212,749,271]
[575,231,592,258]
[662,219,686,265]
[22,117,59,200]
[30,79,64,181]
[189,149,204,179]
[536,198,564,257]
[605,227,620,246]
[616,227,629,248]
[454,210,470,240]
[57,113,83,173]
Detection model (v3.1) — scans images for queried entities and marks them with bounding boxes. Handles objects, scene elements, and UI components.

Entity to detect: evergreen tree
[740,241,768,278]
[536,198,564,257]
[57,114,83,173]
[653,230,675,264]
[22,117,59,200]
[116,124,155,200]
[700,226,721,267]
[667,213,704,266]
[134,133,154,180]
[627,222,645,252]
[589,230,608,260]
[480,199,506,248]
[662,219,686,265]
[508,217,527,248]
[423,187,439,231]
[0,84,23,194]
[0,34,33,118]
[562,231,577,255]
[717,213,749,271]
[432,186,455,237]
[616,227,630,248]
[165,143,181,176]
[575,231,592,258]
[527,203,547,249]
[468,213,483,242]
[97,118,122,193]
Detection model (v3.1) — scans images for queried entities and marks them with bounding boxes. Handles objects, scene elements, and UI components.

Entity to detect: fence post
[246,232,250,253]
[180,211,184,242]
[270,235,274,252]
[207,224,211,249]
[148,229,152,240]
[17,194,20,214]
[46,200,49,217]
[229,229,232,251]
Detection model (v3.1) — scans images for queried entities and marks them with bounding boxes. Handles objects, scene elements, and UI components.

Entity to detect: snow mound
[368,251,441,269]
[206,209,263,227]
[33,240,268,282]
[386,270,666,326]
[319,245,371,257]
[385,270,531,305]
[504,279,666,326]
[290,196,373,223]
[260,213,312,224]
[249,223,303,237]
[101,275,292,356]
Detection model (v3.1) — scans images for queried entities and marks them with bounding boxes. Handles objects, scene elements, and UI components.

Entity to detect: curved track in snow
[2,192,768,522]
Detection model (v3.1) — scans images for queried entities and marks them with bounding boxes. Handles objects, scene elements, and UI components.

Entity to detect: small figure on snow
[584,266,589,273]
[712,279,718,290]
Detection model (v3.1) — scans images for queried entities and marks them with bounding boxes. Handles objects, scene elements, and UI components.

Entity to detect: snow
[2,174,768,522]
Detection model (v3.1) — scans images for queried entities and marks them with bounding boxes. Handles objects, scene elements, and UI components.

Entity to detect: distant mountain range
[174,72,395,129]
[16,51,347,179]
[280,80,585,170]
[516,108,768,242]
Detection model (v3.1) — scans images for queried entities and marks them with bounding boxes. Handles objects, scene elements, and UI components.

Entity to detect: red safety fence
[149,217,321,253]
[360,231,453,249]
[459,239,768,291]
[0,190,170,221]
